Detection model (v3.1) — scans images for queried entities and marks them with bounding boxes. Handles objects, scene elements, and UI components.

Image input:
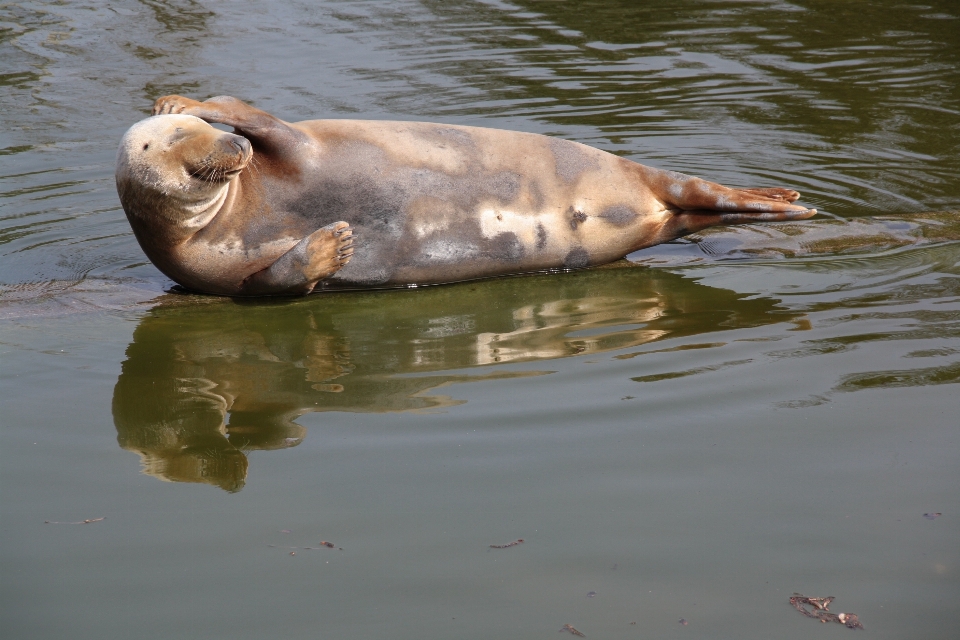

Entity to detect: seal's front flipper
[153,95,277,133]
[152,95,302,151]
[240,222,354,296]
[152,95,207,115]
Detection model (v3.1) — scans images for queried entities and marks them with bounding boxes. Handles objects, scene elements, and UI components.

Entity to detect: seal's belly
[297,183,645,289]
[284,120,658,287]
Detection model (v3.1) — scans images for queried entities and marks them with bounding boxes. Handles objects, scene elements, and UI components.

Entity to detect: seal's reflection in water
[113,265,792,491]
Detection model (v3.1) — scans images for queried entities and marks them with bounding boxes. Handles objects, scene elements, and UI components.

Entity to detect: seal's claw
[337,237,355,264]
[302,222,353,282]
[332,223,354,267]
[152,95,206,116]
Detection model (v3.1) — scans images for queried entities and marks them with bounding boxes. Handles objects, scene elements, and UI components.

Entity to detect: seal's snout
[221,134,253,176]
[225,134,251,157]
[182,133,253,182]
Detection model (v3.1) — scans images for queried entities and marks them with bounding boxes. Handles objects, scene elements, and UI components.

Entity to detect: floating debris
[837,613,863,629]
[44,517,105,525]
[804,596,834,611]
[490,538,524,549]
[586,591,596,598]
[790,594,864,629]
[289,551,296,556]
[923,512,942,520]
[269,542,341,551]
[560,623,585,637]
[280,529,292,534]
[679,618,688,625]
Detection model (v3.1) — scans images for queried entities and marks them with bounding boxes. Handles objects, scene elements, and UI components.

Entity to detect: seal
[116,95,816,296]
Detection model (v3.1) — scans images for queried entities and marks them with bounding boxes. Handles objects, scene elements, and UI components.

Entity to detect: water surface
[2,1,959,638]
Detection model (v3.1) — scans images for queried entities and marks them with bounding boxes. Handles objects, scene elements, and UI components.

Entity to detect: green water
[2,1,958,638]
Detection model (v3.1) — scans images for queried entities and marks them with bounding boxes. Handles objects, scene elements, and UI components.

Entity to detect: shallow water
[2,1,959,638]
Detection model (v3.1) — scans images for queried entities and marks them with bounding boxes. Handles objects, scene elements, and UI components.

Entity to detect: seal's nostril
[224,135,250,155]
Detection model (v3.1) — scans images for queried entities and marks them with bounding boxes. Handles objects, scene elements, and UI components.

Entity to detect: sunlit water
[2,1,958,638]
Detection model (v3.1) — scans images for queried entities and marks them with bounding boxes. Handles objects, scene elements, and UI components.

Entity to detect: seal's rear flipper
[240,222,354,296]
[738,187,801,202]
[642,166,811,214]
[654,207,817,244]
[637,167,816,243]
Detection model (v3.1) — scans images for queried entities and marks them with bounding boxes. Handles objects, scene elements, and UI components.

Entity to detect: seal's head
[116,114,253,237]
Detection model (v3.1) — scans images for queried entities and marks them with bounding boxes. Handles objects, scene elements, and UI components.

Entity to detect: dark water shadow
[113,265,794,491]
